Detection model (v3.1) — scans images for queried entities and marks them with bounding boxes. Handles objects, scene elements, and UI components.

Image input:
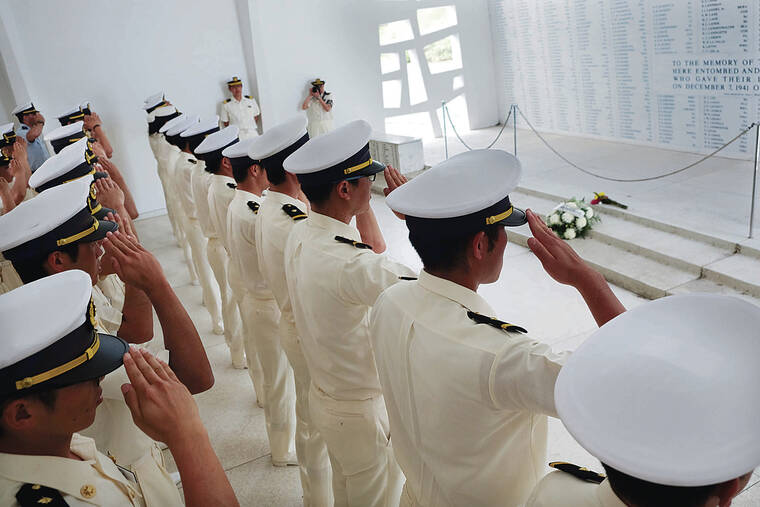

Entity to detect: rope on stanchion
[443,104,512,151]
[516,106,758,183]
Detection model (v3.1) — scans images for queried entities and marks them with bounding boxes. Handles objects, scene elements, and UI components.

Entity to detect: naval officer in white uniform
[527,294,760,507]
[221,76,261,140]
[283,120,415,507]
[373,149,626,507]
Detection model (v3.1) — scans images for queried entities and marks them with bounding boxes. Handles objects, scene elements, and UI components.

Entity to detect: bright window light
[405,50,428,105]
[417,6,457,35]
[381,53,401,74]
[424,35,462,74]
[379,20,414,46]
[385,112,434,138]
[382,80,402,108]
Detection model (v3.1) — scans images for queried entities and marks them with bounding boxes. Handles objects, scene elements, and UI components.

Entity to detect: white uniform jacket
[173,152,200,220]
[220,96,259,137]
[206,174,237,249]
[0,434,182,506]
[190,162,216,238]
[284,211,415,401]
[255,191,307,313]
[370,270,569,507]
[227,190,272,299]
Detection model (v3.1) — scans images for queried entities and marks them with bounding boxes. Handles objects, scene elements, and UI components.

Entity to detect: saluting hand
[12,137,28,166]
[526,209,599,288]
[120,348,205,447]
[383,165,407,219]
[95,176,125,211]
[102,230,166,294]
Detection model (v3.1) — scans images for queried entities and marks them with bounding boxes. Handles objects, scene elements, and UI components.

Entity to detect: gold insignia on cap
[31,484,41,490]
[80,485,96,498]
[37,498,52,504]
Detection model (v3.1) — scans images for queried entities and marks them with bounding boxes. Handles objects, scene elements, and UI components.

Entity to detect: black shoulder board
[335,235,372,250]
[467,311,527,334]
[245,94,252,99]
[399,276,417,281]
[188,158,197,164]
[282,203,307,221]
[16,483,68,506]
[224,98,232,103]
[247,201,259,214]
[227,182,237,189]
[549,462,606,484]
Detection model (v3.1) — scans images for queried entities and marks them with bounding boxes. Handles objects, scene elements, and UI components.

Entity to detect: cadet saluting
[283,119,414,507]
[372,149,626,506]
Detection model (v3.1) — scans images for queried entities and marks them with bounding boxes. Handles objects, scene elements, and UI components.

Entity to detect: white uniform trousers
[206,237,244,366]
[183,216,223,333]
[157,170,186,249]
[169,198,199,286]
[234,288,266,406]
[309,386,403,507]
[241,292,296,460]
[280,315,333,507]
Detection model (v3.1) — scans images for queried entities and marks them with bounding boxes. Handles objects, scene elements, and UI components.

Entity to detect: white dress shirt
[227,189,272,299]
[206,174,237,250]
[284,211,415,401]
[0,434,182,506]
[256,190,307,313]
[190,162,216,238]
[174,152,200,220]
[220,96,259,135]
[370,270,569,507]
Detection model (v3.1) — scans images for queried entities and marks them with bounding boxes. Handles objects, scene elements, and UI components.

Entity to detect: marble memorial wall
[489,0,760,158]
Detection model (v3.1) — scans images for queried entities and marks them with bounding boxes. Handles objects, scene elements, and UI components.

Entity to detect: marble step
[510,188,735,274]
[668,278,760,307]
[507,224,698,299]
[702,254,760,298]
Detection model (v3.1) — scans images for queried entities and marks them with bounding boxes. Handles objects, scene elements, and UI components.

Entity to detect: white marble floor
[135,126,760,504]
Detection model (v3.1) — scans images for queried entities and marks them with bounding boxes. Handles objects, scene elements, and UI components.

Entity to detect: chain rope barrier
[441,101,757,184]
[443,104,512,151]
[516,106,758,183]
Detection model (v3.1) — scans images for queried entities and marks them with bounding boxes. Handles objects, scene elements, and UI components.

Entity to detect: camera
[312,86,319,93]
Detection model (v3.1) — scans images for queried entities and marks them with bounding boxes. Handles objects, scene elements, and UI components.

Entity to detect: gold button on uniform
[80,484,96,498]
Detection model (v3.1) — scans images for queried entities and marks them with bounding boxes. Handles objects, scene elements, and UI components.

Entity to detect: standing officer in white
[157,112,199,287]
[162,114,224,327]
[221,76,261,140]
[194,126,248,371]
[373,149,626,507]
[224,137,297,467]
[301,79,333,138]
[171,117,225,335]
[254,115,333,506]
[527,294,760,507]
[283,120,415,507]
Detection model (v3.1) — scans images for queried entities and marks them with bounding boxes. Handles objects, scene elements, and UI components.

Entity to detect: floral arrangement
[545,198,599,240]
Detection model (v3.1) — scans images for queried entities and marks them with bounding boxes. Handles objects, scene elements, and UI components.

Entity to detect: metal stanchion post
[512,104,518,157]
[750,122,760,239]
[442,100,448,160]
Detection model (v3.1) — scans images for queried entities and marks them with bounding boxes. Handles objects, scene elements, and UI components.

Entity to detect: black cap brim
[92,206,116,221]
[495,206,527,227]
[86,218,118,243]
[17,333,128,396]
[346,159,386,180]
[59,333,128,386]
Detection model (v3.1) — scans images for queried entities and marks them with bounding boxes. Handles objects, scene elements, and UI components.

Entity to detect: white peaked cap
[556,294,760,487]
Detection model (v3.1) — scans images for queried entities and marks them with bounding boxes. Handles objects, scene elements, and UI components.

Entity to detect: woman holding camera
[301,78,333,137]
